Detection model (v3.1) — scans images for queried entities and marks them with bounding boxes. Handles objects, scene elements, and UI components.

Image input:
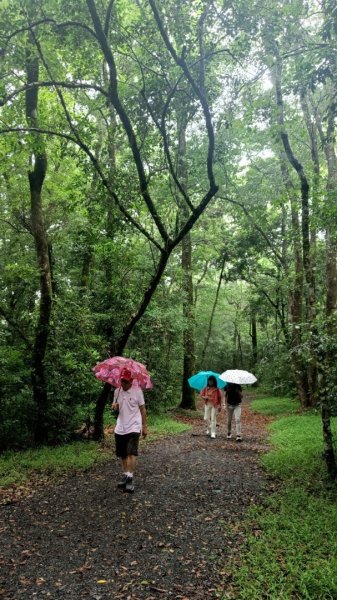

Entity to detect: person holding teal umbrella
[188,371,226,439]
[200,374,222,438]
[188,370,227,392]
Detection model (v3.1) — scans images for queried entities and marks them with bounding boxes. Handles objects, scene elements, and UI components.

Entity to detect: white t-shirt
[114,386,145,435]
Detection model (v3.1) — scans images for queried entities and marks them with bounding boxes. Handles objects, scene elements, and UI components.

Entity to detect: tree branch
[0,126,163,250]
[218,195,284,266]
[0,81,108,107]
[86,0,170,244]
[148,0,216,191]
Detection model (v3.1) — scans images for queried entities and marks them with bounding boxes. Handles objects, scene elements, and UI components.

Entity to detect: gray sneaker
[124,476,135,494]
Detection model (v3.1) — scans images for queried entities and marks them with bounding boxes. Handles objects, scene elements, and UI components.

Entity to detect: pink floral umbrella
[93,356,153,389]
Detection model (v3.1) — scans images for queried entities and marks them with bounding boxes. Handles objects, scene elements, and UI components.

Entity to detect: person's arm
[140,404,147,437]
[111,388,119,411]
[200,386,208,402]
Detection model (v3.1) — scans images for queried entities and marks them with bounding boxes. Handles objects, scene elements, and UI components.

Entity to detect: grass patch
[262,413,337,485]
[147,413,191,437]
[225,487,337,600]
[0,441,104,488]
[250,396,299,417]
[223,397,337,600]
[0,412,191,488]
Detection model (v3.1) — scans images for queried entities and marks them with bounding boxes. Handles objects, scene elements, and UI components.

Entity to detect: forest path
[0,396,272,600]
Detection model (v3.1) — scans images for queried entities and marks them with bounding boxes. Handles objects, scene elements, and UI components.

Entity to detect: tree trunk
[180,228,196,409]
[177,118,196,410]
[251,311,257,366]
[269,45,310,406]
[300,89,319,402]
[200,258,226,364]
[318,79,337,479]
[279,152,308,406]
[25,36,52,444]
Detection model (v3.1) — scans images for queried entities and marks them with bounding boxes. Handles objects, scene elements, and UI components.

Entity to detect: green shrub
[224,396,337,600]
[0,390,37,450]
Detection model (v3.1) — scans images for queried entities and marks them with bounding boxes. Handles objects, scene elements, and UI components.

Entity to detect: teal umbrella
[188,370,227,391]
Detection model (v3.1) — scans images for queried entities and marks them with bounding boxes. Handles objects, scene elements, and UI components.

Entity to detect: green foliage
[255,344,295,396]
[224,398,337,600]
[0,391,37,451]
[1,0,337,452]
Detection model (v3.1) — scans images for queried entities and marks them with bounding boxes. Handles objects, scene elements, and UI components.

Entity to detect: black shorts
[115,432,140,458]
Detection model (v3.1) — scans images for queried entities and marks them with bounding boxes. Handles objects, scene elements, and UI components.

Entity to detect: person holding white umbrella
[220,369,257,442]
[224,383,243,441]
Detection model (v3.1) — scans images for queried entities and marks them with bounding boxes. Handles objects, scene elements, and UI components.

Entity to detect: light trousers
[204,403,218,436]
[227,404,241,436]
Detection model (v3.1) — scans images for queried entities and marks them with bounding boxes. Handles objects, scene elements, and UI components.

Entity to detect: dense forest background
[0,0,336,472]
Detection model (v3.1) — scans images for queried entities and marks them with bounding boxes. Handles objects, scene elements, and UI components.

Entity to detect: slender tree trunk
[200,258,226,364]
[279,153,308,406]
[177,118,196,410]
[300,89,319,402]
[180,228,196,409]
[316,80,337,479]
[25,36,52,444]
[269,44,310,406]
[251,311,257,366]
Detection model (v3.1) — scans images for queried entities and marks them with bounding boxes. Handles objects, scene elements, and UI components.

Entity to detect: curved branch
[0,126,163,250]
[27,23,165,253]
[148,0,216,191]
[140,84,195,214]
[219,195,284,266]
[0,217,30,235]
[104,0,115,36]
[3,18,97,52]
[86,0,170,244]
[0,80,108,107]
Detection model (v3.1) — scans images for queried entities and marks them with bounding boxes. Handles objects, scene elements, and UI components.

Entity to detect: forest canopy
[0,0,336,476]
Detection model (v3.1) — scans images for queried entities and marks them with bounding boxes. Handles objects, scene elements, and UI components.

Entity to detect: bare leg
[122,455,136,474]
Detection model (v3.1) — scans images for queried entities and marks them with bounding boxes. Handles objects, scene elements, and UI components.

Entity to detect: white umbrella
[219,369,257,385]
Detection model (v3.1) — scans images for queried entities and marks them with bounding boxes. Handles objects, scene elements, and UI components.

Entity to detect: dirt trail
[0,397,272,600]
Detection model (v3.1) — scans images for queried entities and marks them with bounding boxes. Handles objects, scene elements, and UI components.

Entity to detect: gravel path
[0,396,272,600]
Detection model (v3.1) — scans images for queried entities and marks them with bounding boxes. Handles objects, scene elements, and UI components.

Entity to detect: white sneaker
[211,433,216,439]
[227,434,232,439]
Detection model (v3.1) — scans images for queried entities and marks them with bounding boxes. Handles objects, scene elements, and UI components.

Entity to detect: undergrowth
[223,395,337,600]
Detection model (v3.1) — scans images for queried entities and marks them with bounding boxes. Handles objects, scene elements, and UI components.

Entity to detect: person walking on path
[111,367,147,493]
[225,382,243,442]
[200,375,222,439]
